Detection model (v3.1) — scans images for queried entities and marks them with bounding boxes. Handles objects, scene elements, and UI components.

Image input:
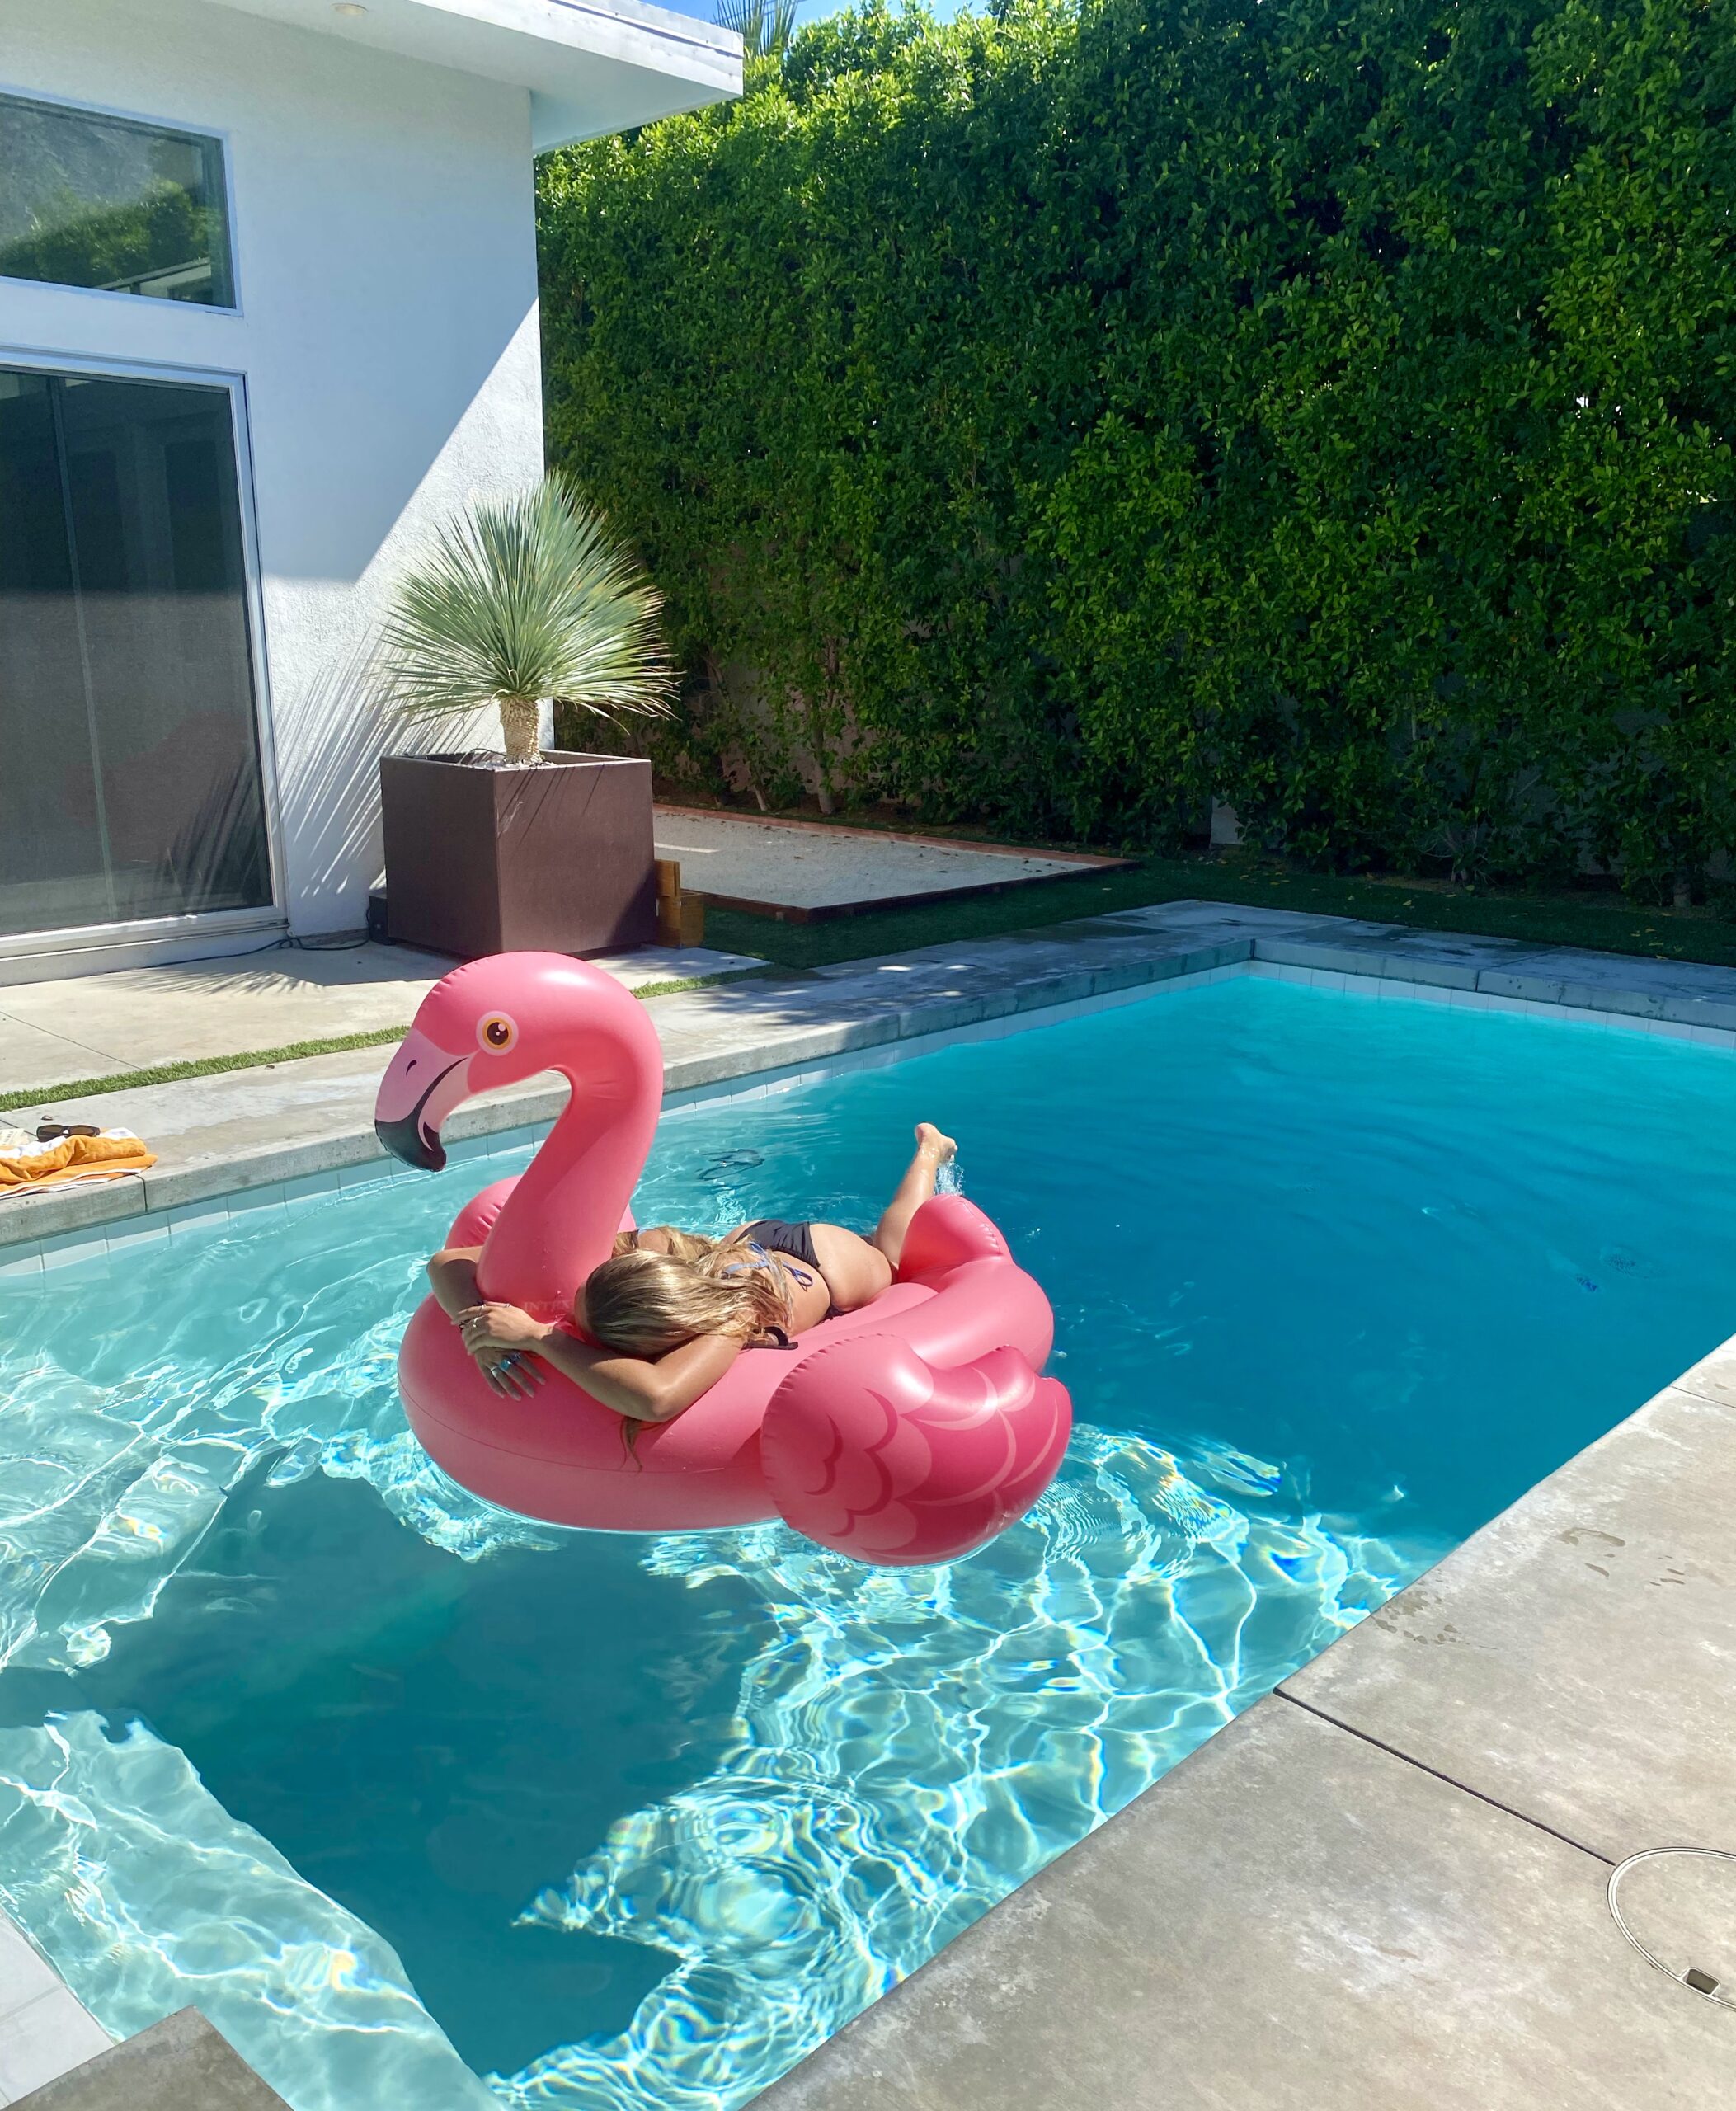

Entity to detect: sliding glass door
[0,364,271,941]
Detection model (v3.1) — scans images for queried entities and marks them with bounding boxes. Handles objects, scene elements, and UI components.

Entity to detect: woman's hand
[457,1302,550,1399]
[459,1301,550,1352]
[472,1345,544,1399]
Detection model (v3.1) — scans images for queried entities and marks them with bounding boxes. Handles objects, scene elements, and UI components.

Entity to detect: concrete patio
[0,939,764,1098]
[652,805,1124,919]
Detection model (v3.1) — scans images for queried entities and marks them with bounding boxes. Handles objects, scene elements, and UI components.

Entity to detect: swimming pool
[2,973,1734,2108]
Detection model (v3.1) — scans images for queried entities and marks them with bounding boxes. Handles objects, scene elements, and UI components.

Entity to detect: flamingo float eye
[478,1013,518,1053]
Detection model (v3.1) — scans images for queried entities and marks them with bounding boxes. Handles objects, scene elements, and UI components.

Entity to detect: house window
[0,365,271,938]
[0,91,236,308]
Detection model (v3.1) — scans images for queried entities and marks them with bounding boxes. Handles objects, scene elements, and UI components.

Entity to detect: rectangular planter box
[380,750,656,958]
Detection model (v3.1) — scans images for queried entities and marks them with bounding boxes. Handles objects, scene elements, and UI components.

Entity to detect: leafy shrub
[539,0,1736,887]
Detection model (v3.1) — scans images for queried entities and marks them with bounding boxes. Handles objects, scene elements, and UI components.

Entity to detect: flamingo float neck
[373,954,665,1321]
[477,1024,661,1314]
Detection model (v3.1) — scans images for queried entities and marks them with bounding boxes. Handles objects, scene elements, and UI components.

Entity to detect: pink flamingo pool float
[374,953,1071,1565]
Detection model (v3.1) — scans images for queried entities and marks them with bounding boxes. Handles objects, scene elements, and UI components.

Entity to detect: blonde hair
[611,1225,716,1266]
[585,1229,789,1357]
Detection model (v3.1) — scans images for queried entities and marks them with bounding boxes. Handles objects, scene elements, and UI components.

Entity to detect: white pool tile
[282,1170,342,1206]
[36,1230,108,1273]
[0,1917,61,2021]
[225,1183,286,1222]
[0,1986,110,2099]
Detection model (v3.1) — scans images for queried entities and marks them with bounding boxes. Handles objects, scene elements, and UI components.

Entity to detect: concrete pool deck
[2,899,1735,2106]
[0,938,765,1099]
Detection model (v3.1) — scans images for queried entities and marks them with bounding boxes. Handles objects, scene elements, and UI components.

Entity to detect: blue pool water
[2,976,1735,2108]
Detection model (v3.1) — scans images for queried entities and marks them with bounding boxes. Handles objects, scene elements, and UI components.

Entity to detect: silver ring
[501,1352,521,1368]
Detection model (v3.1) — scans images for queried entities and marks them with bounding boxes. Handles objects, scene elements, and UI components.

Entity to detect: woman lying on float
[374,952,1070,1565]
[427,1123,959,1427]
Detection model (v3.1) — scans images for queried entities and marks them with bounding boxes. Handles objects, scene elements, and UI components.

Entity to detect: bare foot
[915,1121,957,1164]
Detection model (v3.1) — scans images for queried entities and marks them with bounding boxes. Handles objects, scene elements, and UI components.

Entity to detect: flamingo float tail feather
[761,1334,1073,1566]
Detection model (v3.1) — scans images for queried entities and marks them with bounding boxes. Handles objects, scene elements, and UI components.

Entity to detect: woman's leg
[871,1123,957,1270]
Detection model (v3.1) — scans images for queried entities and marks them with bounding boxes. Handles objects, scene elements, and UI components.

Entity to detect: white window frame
[0,81,243,318]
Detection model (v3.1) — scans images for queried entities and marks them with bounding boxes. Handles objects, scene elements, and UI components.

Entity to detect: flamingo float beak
[374,1026,473,1173]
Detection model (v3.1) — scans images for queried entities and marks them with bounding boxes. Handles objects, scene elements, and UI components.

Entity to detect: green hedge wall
[539,0,1736,892]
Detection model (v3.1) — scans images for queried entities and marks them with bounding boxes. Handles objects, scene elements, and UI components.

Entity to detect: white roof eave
[205,0,742,148]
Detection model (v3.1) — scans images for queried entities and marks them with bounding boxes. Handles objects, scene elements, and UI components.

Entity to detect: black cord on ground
[163,929,375,967]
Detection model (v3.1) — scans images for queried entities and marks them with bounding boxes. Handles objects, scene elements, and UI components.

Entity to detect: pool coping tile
[1277,1378,1736,1864]
[1676,1335,1736,1413]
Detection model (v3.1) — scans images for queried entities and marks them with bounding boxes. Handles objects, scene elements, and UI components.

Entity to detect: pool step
[12,2009,286,2111]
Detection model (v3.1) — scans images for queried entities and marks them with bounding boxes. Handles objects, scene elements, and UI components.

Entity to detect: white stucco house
[0,0,738,985]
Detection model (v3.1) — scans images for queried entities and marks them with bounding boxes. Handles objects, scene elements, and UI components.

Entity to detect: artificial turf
[704,853,1736,973]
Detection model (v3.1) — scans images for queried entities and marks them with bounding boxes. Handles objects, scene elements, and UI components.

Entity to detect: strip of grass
[705,855,1736,972]
[2,972,750,1112]
[1,1026,413,1115]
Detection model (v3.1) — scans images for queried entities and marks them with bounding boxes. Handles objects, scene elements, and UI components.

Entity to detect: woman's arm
[427,1247,484,1319]
[428,1251,543,1399]
[458,1301,743,1422]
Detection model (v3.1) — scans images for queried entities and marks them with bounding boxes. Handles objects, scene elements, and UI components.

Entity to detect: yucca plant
[379,476,673,765]
[714,0,802,60]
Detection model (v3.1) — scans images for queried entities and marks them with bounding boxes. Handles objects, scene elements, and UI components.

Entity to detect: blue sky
[655,0,969,28]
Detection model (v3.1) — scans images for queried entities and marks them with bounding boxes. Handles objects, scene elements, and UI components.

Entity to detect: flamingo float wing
[761,1337,1074,1564]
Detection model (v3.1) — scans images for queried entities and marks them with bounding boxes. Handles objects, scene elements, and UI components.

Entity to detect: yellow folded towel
[0,1129,157,1193]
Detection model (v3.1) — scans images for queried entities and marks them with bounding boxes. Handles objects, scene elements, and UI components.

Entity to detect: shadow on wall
[255,299,544,590]
[274,628,393,931]
[263,309,542,934]
[273,623,496,940]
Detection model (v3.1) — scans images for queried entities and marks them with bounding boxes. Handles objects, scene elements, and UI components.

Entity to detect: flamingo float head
[374,952,659,1173]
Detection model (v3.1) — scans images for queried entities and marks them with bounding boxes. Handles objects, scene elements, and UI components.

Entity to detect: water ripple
[0,1712,493,2110]
[489,1427,1424,2109]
